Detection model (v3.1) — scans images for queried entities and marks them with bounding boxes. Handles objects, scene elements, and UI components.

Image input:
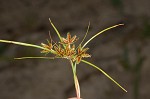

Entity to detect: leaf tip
[49,18,51,21]
[14,58,21,60]
[124,89,128,93]
[118,23,124,26]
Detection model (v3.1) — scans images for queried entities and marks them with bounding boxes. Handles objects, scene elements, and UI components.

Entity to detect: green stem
[49,19,67,49]
[81,60,127,92]
[0,39,47,50]
[49,18,62,41]
[79,22,90,47]
[82,24,124,48]
[14,57,55,60]
[70,60,80,99]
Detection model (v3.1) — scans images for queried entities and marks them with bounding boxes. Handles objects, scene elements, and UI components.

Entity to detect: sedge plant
[0,19,127,99]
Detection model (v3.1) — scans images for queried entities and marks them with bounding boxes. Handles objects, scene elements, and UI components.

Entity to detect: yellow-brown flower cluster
[41,33,91,64]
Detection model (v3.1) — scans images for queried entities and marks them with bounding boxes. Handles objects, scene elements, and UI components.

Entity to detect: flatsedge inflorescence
[41,33,91,64]
[0,19,127,99]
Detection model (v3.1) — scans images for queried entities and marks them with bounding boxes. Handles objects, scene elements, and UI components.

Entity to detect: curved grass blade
[82,24,124,48]
[0,39,47,50]
[49,18,62,41]
[14,57,55,60]
[81,60,127,92]
[79,21,90,46]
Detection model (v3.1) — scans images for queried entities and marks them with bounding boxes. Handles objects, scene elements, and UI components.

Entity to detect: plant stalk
[70,60,81,99]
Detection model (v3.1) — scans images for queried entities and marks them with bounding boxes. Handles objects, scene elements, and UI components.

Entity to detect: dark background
[0,0,150,99]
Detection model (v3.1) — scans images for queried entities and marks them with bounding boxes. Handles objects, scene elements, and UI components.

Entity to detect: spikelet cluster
[41,33,91,64]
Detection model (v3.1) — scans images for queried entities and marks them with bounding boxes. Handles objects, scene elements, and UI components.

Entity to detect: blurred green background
[0,0,150,99]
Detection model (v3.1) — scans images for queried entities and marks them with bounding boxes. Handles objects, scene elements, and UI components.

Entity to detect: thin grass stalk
[14,56,64,60]
[0,40,47,50]
[81,60,127,92]
[70,60,81,99]
[49,18,62,41]
[82,24,124,48]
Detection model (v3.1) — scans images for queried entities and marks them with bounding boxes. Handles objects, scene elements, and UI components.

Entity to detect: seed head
[41,33,90,64]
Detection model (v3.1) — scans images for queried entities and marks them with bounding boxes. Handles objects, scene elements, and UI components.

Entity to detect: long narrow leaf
[81,60,127,92]
[14,57,55,60]
[0,39,47,50]
[49,18,62,41]
[82,24,124,48]
[79,22,90,46]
